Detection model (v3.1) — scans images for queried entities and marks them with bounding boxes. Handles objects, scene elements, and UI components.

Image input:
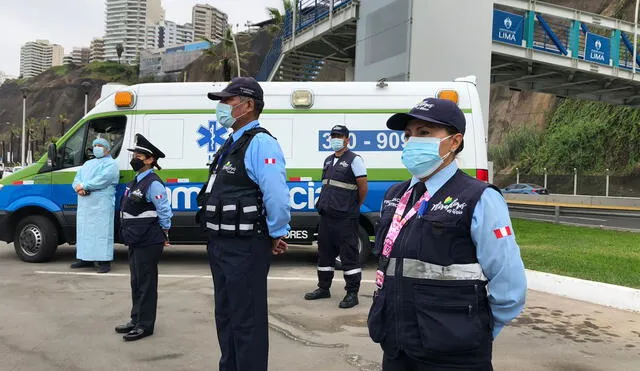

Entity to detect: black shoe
[97,262,111,274]
[339,292,359,309]
[304,288,331,300]
[115,321,136,334]
[70,260,93,269]
[123,327,153,342]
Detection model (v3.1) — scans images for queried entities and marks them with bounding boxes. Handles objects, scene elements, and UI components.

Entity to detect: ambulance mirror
[47,143,58,168]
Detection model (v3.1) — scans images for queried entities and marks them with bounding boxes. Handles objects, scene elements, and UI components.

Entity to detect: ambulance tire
[334,226,371,269]
[14,215,59,263]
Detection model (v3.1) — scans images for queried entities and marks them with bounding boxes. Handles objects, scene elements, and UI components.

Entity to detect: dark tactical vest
[202,128,270,238]
[120,172,166,246]
[368,170,501,364]
[316,150,360,218]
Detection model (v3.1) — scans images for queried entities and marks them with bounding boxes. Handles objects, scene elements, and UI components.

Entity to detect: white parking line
[34,270,376,284]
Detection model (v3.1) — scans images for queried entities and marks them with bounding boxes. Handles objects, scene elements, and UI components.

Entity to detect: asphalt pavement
[509,210,640,231]
[1,244,639,371]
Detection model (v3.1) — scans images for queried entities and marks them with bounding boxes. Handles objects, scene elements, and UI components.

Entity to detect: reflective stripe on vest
[386,258,487,281]
[206,223,255,232]
[322,179,358,190]
[121,210,158,219]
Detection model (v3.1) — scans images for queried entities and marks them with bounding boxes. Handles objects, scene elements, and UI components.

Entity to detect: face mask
[216,101,248,128]
[93,146,105,158]
[130,158,145,172]
[330,138,345,152]
[401,135,453,179]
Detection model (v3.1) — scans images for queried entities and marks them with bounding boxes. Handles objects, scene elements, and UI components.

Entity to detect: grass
[513,219,640,289]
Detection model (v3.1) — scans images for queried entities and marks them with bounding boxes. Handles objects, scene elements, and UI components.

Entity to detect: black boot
[304,288,331,300]
[70,260,93,269]
[97,262,111,274]
[339,292,359,308]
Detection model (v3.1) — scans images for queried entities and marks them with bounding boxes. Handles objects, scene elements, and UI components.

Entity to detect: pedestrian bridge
[257,0,640,106]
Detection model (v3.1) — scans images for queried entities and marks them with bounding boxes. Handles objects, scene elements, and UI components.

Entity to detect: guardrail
[504,194,640,230]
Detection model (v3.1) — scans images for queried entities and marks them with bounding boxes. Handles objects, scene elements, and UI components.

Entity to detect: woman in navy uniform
[368,98,527,370]
[115,134,173,342]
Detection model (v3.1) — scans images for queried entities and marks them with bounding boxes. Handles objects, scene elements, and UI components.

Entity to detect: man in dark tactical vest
[304,124,369,309]
[199,77,291,371]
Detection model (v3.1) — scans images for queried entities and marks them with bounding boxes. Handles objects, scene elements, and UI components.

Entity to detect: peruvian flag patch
[264,158,276,164]
[493,226,513,239]
[154,194,164,200]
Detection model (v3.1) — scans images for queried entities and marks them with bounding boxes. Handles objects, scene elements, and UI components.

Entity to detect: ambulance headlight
[291,90,313,108]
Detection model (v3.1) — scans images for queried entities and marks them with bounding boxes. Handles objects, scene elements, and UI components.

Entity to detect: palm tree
[202,30,253,81]
[266,0,293,33]
[57,114,69,136]
[116,43,124,64]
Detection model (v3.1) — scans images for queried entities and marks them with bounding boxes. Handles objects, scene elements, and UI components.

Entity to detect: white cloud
[0,0,284,76]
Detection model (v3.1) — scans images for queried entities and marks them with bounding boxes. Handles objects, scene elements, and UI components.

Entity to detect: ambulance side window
[57,116,127,169]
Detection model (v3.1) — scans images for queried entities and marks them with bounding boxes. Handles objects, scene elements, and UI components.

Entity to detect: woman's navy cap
[386,97,466,135]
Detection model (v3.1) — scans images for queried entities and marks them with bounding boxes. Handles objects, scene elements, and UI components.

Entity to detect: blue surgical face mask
[93,146,106,158]
[330,138,345,152]
[401,135,452,179]
[216,101,248,128]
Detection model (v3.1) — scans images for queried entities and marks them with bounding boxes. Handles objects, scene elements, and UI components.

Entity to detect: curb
[526,270,640,312]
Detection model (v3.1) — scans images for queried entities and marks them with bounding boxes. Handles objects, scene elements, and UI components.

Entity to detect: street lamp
[20,87,29,166]
[634,0,639,74]
[227,26,241,77]
[81,81,92,115]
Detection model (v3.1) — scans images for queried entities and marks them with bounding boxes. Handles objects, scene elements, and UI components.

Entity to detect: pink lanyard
[375,186,431,289]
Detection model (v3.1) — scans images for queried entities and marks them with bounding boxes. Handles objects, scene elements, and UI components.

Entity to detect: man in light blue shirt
[202,77,291,371]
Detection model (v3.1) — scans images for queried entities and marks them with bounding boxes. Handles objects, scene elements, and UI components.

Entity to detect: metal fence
[494,169,640,198]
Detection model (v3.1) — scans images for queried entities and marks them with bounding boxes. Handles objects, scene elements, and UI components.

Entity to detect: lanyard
[375,186,430,289]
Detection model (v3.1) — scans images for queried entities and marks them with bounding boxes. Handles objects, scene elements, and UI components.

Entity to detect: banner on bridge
[584,33,611,65]
[492,9,524,46]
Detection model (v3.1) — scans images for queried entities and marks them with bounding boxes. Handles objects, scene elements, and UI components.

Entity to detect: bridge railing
[493,1,640,71]
[283,0,355,41]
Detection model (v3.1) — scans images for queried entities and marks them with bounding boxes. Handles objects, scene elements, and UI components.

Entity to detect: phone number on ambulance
[318,130,406,152]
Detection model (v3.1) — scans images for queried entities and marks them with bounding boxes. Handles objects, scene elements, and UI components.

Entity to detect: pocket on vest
[237,200,260,237]
[204,203,221,233]
[367,288,387,343]
[413,284,482,354]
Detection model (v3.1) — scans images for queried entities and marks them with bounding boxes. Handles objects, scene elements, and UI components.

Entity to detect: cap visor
[207,91,234,100]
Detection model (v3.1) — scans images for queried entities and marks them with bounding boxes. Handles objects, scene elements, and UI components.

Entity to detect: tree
[202,30,253,81]
[57,114,69,136]
[266,0,293,33]
[116,43,124,64]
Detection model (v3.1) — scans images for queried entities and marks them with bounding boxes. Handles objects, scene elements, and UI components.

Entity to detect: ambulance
[0,78,488,264]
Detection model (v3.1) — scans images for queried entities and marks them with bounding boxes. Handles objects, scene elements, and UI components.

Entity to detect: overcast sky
[0,0,283,76]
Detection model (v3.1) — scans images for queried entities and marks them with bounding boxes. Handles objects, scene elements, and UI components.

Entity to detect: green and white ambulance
[0,78,489,263]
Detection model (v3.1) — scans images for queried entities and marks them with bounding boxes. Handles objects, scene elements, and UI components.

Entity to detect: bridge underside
[492,44,640,107]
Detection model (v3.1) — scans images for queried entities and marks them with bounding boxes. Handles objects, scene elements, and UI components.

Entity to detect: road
[509,209,640,231]
[1,244,639,371]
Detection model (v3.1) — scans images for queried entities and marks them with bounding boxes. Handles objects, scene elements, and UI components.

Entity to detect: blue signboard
[584,33,611,65]
[318,130,406,152]
[492,9,524,46]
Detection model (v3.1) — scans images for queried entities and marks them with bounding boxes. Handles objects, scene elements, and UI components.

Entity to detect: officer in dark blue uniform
[199,77,291,371]
[115,134,172,342]
[367,98,527,370]
[304,124,368,308]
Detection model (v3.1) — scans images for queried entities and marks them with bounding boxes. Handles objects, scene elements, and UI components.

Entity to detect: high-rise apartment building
[19,40,64,78]
[90,38,106,63]
[146,20,194,49]
[192,4,228,42]
[104,0,164,64]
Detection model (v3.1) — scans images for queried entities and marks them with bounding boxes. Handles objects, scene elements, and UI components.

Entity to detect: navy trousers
[207,235,271,371]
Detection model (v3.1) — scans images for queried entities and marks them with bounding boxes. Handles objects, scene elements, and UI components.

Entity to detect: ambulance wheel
[14,215,58,263]
[335,226,371,269]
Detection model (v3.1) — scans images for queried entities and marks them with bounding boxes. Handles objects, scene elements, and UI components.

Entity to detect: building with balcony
[19,40,64,78]
[192,4,228,42]
[146,20,194,49]
[90,38,106,62]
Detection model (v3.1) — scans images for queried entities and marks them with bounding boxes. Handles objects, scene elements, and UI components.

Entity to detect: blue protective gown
[71,156,120,261]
